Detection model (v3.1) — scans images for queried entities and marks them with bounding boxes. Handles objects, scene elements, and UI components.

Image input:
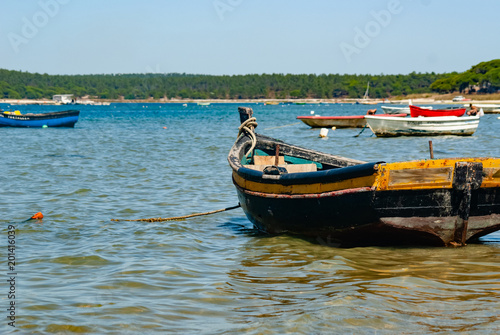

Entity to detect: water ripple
[2,103,499,334]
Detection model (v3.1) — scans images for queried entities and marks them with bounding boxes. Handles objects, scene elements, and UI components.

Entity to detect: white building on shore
[53,94,74,104]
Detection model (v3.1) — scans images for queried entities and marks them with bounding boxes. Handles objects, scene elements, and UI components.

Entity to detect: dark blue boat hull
[0,110,80,128]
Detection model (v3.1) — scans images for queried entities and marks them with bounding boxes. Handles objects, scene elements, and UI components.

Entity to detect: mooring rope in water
[354,123,369,137]
[111,204,241,222]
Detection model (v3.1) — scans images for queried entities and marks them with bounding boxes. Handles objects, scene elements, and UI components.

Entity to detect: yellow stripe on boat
[374,158,500,191]
[232,171,376,195]
[235,157,500,195]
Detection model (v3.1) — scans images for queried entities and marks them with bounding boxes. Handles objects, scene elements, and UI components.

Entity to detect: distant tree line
[0,60,498,100]
[430,60,500,94]
[0,70,443,100]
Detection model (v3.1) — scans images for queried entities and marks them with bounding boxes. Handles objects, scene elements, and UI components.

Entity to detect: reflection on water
[223,234,500,334]
[0,103,499,334]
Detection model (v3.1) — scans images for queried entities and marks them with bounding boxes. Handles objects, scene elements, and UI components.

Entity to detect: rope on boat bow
[237,117,258,158]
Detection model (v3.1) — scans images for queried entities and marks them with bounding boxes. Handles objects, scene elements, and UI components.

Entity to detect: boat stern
[372,158,500,246]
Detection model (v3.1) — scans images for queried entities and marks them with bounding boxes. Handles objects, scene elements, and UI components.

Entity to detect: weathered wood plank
[451,161,484,246]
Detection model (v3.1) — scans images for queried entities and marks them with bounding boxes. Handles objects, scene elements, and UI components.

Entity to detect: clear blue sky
[1,0,498,76]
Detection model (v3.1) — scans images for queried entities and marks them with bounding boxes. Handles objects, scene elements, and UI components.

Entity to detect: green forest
[430,60,500,94]
[1,60,499,100]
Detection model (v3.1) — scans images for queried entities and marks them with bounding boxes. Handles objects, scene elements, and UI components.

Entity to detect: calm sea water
[1,102,500,334]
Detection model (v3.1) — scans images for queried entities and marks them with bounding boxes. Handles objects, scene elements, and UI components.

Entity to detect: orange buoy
[31,212,43,220]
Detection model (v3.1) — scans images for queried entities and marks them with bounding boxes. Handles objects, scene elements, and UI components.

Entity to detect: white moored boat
[381,100,433,115]
[365,115,480,137]
[381,105,411,114]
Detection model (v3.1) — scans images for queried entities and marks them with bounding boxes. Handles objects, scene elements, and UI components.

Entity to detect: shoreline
[2,97,500,105]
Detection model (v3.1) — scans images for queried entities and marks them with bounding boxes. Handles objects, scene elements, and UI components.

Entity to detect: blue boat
[0,110,80,127]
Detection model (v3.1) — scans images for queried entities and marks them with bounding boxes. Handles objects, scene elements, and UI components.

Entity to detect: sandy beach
[2,96,500,106]
[2,99,500,105]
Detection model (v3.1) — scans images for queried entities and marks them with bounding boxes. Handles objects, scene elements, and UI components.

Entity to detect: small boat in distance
[297,113,407,128]
[357,100,379,105]
[229,107,500,247]
[0,110,80,128]
[381,101,432,115]
[357,82,380,105]
[365,115,479,137]
[197,102,210,106]
[381,105,411,114]
[410,105,465,117]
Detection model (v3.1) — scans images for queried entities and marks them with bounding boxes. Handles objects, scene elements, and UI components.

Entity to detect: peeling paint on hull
[236,184,500,247]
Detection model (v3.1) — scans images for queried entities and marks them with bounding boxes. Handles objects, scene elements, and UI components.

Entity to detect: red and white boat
[410,105,466,117]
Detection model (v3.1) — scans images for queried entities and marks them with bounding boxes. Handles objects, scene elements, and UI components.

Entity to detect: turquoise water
[1,103,500,334]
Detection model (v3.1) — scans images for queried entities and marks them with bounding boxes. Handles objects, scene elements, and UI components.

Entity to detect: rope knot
[237,117,258,158]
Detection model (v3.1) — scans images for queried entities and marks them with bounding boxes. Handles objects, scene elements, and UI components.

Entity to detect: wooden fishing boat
[229,107,500,247]
[410,105,465,117]
[0,110,80,127]
[365,115,479,137]
[297,114,407,128]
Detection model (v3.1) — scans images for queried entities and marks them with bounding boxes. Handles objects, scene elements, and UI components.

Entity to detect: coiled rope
[237,117,258,158]
[111,204,241,222]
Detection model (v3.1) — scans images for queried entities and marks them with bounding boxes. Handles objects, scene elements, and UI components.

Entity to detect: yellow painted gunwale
[232,171,376,195]
[375,158,500,191]
[234,158,500,194]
